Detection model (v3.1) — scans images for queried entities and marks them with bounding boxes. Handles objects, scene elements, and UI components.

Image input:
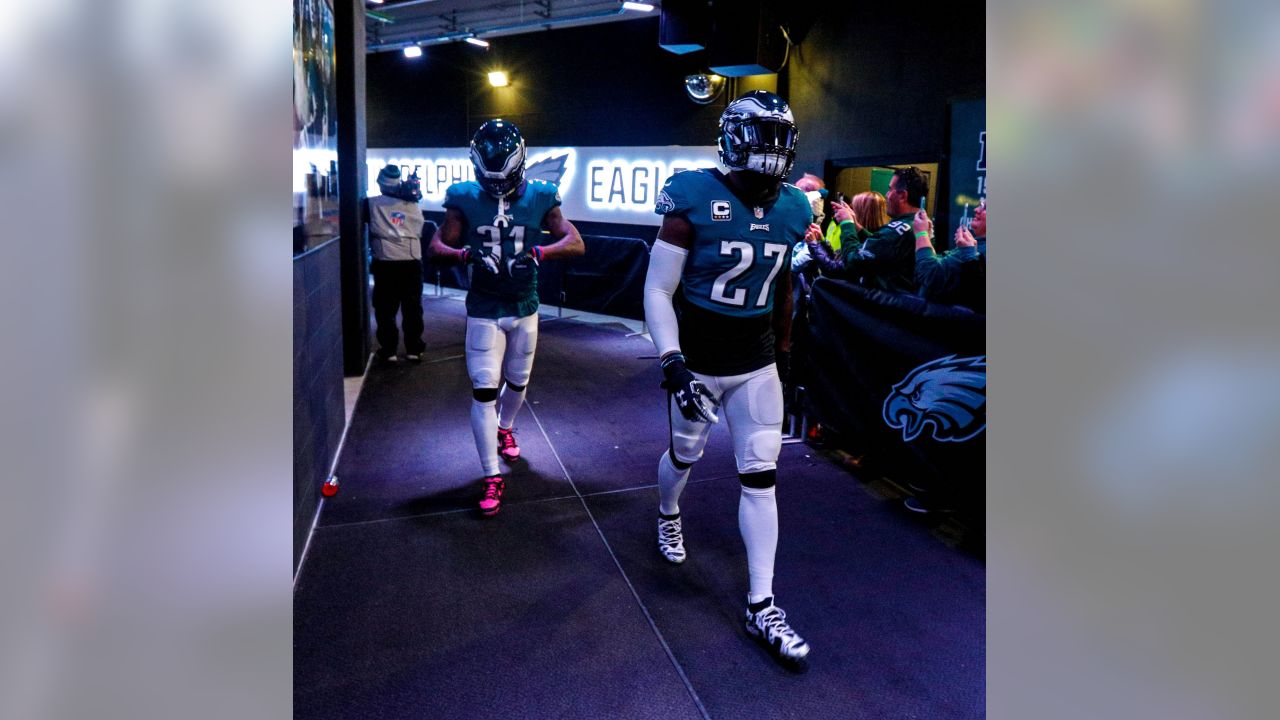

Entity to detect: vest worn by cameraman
[367,195,425,261]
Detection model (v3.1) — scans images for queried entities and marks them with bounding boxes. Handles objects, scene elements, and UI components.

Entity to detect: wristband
[531,245,543,262]
[660,352,686,371]
[914,231,931,239]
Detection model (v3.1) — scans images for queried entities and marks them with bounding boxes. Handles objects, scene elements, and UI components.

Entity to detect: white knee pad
[466,317,504,389]
[501,314,539,387]
[727,365,783,474]
[738,429,781,474]
[670,422,708,465]
[669,398,714,466]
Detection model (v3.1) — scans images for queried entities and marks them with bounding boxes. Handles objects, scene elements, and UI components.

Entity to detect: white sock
[471,399,499,476]
[739,485,778,604]
[658,452,691,516]
[497,384,526,430]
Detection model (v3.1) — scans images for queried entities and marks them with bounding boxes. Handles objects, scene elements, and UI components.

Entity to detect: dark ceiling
[365,0,662,53]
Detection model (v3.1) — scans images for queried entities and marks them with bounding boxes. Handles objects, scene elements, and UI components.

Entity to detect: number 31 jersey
[654,168,810,376]
[444,179,561,319]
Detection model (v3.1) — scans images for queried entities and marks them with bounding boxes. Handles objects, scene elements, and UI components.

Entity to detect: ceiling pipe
[368,5,628,52]
[375,0,445,9]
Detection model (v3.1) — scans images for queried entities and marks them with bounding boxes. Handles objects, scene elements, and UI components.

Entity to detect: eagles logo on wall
[883,355,986,442]
[525,153,569,186]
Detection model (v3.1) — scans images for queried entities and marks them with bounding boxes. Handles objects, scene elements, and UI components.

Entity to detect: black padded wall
[784,3,985,176]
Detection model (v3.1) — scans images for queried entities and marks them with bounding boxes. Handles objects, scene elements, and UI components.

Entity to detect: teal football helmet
[717,91,797,179]
[470,119,526,197]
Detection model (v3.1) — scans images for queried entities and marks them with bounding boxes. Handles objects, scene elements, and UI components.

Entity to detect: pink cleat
[497,427,521,462]
[478,476,505,516]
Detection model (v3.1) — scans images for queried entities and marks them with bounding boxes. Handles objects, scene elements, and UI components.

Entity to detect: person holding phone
[822,192,846,250]
[806,167,927,293]
[915,199,986,311]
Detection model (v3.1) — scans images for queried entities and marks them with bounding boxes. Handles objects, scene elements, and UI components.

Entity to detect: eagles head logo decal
[883,355,986,442]
[525,153,569,186]
[654,190,675,214]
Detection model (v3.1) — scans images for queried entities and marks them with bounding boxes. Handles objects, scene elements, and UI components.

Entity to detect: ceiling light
[488,71,510,87]
[367,0,384,4]
[402,45,423,58]
[465,37,490,48]
[622,2,655,10]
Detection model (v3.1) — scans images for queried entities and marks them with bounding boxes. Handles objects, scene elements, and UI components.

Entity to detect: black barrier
[554,235,649,320]
[423,234,651,321]
[798,278,986,506]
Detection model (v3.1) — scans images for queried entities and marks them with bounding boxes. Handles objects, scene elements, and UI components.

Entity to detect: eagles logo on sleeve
[654,189,675,214]
[883,355,986,442]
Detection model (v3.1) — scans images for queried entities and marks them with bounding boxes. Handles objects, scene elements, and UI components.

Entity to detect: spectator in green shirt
[806,167,927,293]
[915,201,986,312]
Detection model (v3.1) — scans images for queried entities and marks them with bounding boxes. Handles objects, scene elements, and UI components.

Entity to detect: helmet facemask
[470,120,527,198]
[718,92,798,180]
[471,145,525,197]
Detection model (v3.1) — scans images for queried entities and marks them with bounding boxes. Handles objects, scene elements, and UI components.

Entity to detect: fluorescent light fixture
[402,45,422,58]
[622,2,655,10]
[465,37,490,48]
[488,71,510,87]
[367,0,384,4]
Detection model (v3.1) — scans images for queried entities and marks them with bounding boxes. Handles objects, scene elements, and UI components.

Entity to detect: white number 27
[709,241,788,308]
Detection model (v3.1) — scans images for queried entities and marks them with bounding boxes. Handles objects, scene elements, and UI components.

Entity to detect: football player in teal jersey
[643,91,822,663]
[428,119,585,516]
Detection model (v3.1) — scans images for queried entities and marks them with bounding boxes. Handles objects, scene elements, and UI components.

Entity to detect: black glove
[506,246,542,279]
[660,353,720,424]
[460,247,500,274]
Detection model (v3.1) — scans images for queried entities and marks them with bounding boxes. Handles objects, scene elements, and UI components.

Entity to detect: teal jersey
[655,169,809,319]
[443,179,562,319]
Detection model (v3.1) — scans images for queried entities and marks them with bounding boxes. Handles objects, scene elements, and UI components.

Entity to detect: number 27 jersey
[655,169,809,319]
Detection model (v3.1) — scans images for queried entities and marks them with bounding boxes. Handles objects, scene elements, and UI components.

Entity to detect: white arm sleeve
[643,239,688,358]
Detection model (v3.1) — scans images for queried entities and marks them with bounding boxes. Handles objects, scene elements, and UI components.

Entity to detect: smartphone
[834,192,844,204]
[919,195,927,210]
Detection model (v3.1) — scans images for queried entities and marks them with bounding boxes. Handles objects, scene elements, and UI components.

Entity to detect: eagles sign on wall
[368,146,721,227]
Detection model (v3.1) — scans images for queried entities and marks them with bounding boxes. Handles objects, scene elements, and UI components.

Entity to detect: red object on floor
[321,476,340,497]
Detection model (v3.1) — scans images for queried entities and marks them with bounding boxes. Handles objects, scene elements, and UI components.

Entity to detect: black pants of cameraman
[371,259,425,358]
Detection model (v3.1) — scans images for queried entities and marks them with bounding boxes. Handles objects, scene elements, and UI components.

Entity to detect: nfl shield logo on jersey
[753,206,764,219]
[390,211,405,225]
[711,201,732,221]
